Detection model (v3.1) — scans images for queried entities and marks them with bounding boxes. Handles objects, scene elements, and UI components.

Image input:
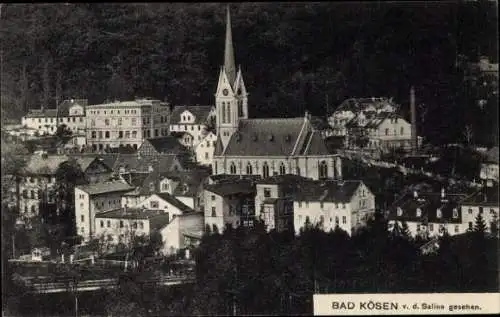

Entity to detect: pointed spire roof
[224,5,236,87]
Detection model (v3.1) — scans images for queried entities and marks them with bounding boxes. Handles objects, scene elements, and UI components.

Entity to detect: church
[212,6,342,181]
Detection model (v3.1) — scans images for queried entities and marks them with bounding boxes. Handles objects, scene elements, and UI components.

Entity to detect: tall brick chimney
[410,86,417,155]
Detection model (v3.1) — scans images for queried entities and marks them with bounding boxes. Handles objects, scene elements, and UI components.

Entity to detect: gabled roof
[24,154,69,175]
[139,137,188,155]
[388,191,469,224]
[114,154,179,174]
[73,157,100,172]
[96,207,166,221]
[205,179,255,196]
[461,186,499,206]
[76,180,134,196]
[213,136,225,156]
[24,108,58,118]
[223,118,304,156]
[57,99,88,117]
[170,105,214,125]
[294,180,363,203]
[154,192,195,214]
[335,97,397,114]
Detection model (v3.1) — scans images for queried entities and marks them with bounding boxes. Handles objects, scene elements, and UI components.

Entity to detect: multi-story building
[211,7,342,181]
[387,188,470,238]
[203,179,255,233]
[169,105,216,147]
[255,174,313,232]
[460,186,499,236]
[293,180,375,236]
[480,146,499,186]
[21,99,88,136]
[74,180,134,242]
[86,98,170,151]
[195,131,217,166]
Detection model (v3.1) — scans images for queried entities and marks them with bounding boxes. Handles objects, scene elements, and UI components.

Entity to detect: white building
[195,131,217,166]
[86,98,170,151]
[388,189,470,238]
[74,180,134,242]
[480,146,499,186]
[293,180,375,236]
[204,179,255,233]
[21,99,88,136]
[460,186,499,236]
[169,105,216,147]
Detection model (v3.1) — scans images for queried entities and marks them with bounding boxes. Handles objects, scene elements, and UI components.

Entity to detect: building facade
[169,105,216,147]
[460,186,499,236]
[86,98,170,151]
[195,131,217,166]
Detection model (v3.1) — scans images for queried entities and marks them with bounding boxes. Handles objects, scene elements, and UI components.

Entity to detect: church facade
[212,7,342,181]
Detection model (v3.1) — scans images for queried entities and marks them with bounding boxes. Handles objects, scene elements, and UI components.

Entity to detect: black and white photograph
[1,2,499,316]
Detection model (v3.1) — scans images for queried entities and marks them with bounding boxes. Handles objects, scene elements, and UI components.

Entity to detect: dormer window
[416,208,422,217]
[397,207,403,216]
[149,182,155,192]
[436,209,442,218]
[148,165,154,172]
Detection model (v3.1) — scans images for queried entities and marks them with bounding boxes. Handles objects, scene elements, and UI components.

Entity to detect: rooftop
[170,105,214,125]
[24,154,69,175]
[87,99,160,108]
[294,180,364,203]
[77,180,134,195]
[461,186,499,206]
[205,179,255,196]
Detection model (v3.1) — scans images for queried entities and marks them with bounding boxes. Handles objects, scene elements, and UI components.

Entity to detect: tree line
[1,2,498,145]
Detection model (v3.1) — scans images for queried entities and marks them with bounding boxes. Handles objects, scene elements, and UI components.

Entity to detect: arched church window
[319,160,328,179]
[263,162,270,178]
[246,162,253,175]
[221,102,226,123]
[238,100,243,117]
[227,102,231,123]
[230,162,237,174]
[279,162,286,175]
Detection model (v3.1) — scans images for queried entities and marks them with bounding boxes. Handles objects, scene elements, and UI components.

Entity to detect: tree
[463,125,474,146]
[473,212,487,236]
[41,56,51,108]
[55,124,73,142]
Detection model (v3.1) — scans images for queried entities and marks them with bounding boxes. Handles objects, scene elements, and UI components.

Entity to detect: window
[468,222,473,229]
[455,225,459,233]
[119,131,123,138]
[400,127,404,135]
[246,163,253,175]
[436,209,442,218]
[230,162,237,174]
[98,131,103,138]
[479,207,483,214]
[205,152,209,159]
[263,162,270,178]
[298,201,302,208]
[105,131,110,138]
[279,162,286,175]
[319,161,328,179]
[264,188,271,198]
[468,208,472,215]
[132,222,137,229]
[238,100,243,117]
[139,221,144,229]
[120,221,124,228]
[211,207,216,217]
[397,207,403,216]
[150,201,159,209]
[92,131,97,138]
[30,190,35,199]
[31,205,36,213]
[125,131,130,138]
[417,224,421,231]
[80,117,83,122]
[211,195,216,201]
[132,131,137,138]
[453,208,458,218]
[81,215,84,222]
[342,203,346,209]
[131,118,136,126]
[212,141,216,147]
[118,118,122,126]
[335,216,339,224]
[342,216,346,224]
[100,220,104,228]
[107,220,111,228]
[320,202,324,209]
[227,103,231,122]
[429,223,434,231]
[105,119,109,126]
[416,208,422,217]
[385,128,389,136]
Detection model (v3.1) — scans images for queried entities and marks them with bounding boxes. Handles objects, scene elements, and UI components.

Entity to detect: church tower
[215,5,248,150]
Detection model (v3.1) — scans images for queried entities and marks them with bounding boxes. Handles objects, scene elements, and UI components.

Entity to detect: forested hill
[1,2,497,145]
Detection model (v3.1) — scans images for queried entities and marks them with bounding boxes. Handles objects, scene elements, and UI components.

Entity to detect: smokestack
[410,86,417,155]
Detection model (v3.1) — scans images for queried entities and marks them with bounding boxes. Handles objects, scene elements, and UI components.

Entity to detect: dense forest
[0,2,498,145]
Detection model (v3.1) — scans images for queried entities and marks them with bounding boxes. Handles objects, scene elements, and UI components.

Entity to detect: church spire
[224,5,236,86]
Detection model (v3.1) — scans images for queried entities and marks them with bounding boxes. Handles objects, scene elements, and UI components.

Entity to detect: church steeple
[224,5,236,87]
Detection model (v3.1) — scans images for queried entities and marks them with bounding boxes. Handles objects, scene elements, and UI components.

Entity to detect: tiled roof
[140,137,188,154]
[73,157,98,172]
[24,154,69,175]
[122,172,150,188]
[257,174,312,185]
[205,179,255,196]
[387,191,468,224]
[461,186,499,206]
[96,207,165,220]
[76,180,134,195]
[155,192,195,214]
[114,154,179,173]
[209,174,262,184]
[24,108,58,118]
[335,97,397,114]
[213,136,224,156]
[223,118,305,156]
[137,168,209,197]
[294,180,362,203]
[170,105,214,125]
[57,99,88,117]
[150,213,174,231]
[87,99,159,108]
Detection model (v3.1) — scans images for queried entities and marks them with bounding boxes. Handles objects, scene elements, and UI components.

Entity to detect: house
[460,186,499,236]
[94,206,203,256]
[58,132,87,153]
[293,180,375,236]
[387,188,470,238]
[195,131,217,166]
[480,146,499,186]
[134,193,194,216]
[74,180,134,242]
[70,155,114,184]
[204,179,256,233]
[55,99,88,133]
[328,97,398,137]
[137,136,189,156]
[112,153,185,176]
[169,105,216,147]
[255,174,313,232]
[212,8,342,181]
